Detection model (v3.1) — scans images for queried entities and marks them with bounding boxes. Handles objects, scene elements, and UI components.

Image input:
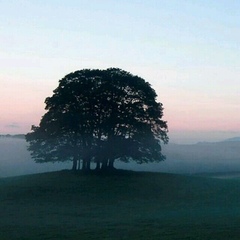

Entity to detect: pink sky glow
[0,1,239,143]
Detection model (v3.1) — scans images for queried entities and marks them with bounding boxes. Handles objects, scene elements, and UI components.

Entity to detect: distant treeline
[0,134,25,139]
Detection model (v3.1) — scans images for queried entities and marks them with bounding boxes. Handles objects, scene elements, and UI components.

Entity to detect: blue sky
[0,0,239,143]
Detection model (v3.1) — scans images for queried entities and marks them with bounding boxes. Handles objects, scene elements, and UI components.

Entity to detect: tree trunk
[82,158,91,171]
[101,159,108,170]
[86,158,91,171]
[77,159,81,170]
[72,156,77,171]
[108,158,115,170]
[82,159,87,171]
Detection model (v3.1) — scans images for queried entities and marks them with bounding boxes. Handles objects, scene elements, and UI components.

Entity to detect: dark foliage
[26,68,168,171]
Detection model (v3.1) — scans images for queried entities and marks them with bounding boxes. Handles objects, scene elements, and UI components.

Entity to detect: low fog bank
[0,138,70,178]
[1,138,240,177]
[119,141,240,174]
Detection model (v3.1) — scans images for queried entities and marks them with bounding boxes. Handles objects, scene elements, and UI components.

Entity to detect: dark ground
[0,170,240,239]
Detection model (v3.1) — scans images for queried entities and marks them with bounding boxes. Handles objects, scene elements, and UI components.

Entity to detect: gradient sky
[0,0,239,143]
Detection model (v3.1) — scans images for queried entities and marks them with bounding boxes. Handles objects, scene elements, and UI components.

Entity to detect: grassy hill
[0,170,240,240]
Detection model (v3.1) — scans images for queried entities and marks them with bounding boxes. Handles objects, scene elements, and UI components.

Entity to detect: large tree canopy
[26,68,168,171]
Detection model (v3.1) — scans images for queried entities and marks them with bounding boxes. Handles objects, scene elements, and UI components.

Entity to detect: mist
[127,141,240,174]
[0,138,70,178]
[1,137,240,178]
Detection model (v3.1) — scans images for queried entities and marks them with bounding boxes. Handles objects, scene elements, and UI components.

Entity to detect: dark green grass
[0,170,240,239]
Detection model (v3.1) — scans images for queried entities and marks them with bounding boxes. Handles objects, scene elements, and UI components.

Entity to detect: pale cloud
[6,123,20,129]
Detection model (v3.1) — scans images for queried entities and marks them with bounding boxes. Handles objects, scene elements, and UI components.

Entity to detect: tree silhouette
[26,68,168,171]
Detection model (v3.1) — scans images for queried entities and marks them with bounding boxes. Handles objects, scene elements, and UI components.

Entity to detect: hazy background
[0,137,70,177]
[1,0,240,143]
[1,137,240,178]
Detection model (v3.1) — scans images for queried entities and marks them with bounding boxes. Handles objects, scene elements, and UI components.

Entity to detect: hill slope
[1,170,240,240]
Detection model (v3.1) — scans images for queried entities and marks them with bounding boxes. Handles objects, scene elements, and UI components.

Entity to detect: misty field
[1,170,240,240]
[1,138,240,178]
[0,138,70,177]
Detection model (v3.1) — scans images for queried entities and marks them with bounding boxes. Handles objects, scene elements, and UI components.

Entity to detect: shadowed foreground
[0,170,240,240]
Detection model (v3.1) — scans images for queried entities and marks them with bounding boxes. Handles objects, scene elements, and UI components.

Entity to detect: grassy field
[0,170,240,240]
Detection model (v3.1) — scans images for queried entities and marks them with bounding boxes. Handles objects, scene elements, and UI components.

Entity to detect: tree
[26,68,168,171]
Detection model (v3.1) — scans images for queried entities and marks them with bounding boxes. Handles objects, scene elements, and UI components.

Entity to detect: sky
[0,0,239,143]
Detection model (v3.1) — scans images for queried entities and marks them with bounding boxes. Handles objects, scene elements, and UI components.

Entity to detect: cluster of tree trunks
[73,157,115,171]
